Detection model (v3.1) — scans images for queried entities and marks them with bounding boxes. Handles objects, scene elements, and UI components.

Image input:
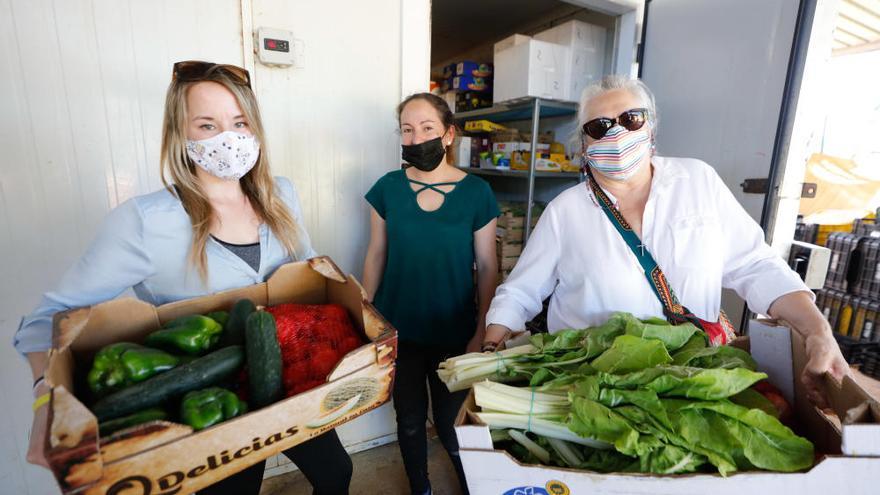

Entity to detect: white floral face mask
[186,131,260,180]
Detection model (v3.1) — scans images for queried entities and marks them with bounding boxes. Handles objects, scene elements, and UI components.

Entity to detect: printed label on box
[502,480,570,495]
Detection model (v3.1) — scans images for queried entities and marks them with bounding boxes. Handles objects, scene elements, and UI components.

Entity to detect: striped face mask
[586,125,651,181]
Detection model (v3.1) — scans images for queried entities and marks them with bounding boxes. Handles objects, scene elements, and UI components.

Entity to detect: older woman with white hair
[481,75,848,406]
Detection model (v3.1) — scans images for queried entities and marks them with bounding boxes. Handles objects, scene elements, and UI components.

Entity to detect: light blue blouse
[13,176,316,355]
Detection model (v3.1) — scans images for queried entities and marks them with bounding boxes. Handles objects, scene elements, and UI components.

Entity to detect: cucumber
[99,407,168,436]
[220,299,256,347]
[92,346,244,421]
[245,311,283,408]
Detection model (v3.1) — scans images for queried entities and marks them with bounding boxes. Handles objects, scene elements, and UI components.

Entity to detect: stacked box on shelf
[833,334,880,379]
[852,217,879,237]
[851,236,880,299]
[816,222,853,247]
[824,232,861,291]
[816,288,852,335]
[849,296,880,342]
[495,202,543,281]
[794,221,818,244]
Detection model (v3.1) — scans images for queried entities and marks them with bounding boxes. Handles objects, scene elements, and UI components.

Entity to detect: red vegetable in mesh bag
[266,303,364,396]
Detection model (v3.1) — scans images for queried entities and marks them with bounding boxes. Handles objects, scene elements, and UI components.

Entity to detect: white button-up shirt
[486,156,809,333]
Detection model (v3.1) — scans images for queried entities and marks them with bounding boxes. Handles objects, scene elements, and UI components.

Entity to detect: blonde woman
[15,61,352,494]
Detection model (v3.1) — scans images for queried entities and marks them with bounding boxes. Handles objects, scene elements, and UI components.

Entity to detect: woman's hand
[801,331,850,409]
[466,334,483,354]
[27,382,51,468]
[768,291,851,408]
[481,324,511,352]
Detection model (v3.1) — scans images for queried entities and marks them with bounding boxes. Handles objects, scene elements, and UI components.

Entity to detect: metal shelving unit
[467,168,581,179]
[455,97,581,242]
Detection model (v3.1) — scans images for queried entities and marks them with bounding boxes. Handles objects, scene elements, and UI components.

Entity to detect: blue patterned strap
[584,169,735,345]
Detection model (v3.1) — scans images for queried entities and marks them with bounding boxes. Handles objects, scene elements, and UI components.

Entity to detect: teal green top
[366,170,500,349]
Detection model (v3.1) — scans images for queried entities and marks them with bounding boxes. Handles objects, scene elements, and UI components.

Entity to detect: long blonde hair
[159,68,301,283]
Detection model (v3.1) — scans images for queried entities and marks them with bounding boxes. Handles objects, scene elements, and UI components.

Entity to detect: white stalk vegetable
[508,429,551,464]
[546,437,584,467]
[476,412,611,450]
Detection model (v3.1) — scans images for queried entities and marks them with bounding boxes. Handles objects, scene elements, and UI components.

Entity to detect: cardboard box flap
[266,261,327,306]
[46,386,102,490]
[54,299,158,355]
[307,256,347,283]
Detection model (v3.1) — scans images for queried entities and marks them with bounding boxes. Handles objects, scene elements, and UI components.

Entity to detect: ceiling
[430,0,578,65]
[833,0,880,55]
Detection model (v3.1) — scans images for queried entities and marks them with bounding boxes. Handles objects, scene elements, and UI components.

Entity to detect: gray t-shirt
[212,236,261,272]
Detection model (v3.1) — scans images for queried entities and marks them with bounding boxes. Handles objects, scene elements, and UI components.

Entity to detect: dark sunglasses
[172,60,251,89]
[582,108,648,140]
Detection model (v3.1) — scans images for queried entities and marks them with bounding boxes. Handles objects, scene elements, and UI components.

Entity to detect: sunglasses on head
[582,108,648,140]
[172,60,252,89]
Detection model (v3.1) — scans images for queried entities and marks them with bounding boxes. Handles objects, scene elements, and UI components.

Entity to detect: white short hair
[574,75,658,151]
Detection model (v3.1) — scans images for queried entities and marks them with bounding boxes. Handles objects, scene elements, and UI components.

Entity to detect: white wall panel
[2,0,422,491]
[0,2,245,493]
[247,0,409,453]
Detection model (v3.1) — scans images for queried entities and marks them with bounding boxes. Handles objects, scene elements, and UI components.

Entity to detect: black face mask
[402,135,447,172]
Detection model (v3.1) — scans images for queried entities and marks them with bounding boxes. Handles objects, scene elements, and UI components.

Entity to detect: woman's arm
[27,352,50,467]
[482,206,561,350]
[15,198,153,468]
[362,208,387,302]
[467,218,499,353]
[768,291,850,408]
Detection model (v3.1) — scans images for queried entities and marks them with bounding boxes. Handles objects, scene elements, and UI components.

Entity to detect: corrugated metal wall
[0,0,417,492]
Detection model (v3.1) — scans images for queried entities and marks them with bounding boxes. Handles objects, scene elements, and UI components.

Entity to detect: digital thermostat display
[264,38,289,53]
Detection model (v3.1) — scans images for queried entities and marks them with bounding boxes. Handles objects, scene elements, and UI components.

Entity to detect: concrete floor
[260,436,462,495]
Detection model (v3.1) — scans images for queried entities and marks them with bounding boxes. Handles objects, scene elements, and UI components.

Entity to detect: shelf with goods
[806,215,880,379]
[454,97,583,245]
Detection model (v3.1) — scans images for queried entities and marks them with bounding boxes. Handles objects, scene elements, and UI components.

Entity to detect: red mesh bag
[266,303,364,396]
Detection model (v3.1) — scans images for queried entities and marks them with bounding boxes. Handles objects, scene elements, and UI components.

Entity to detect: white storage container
[493,39,569,103]
[493,33,531,55]
[534,19,607,102]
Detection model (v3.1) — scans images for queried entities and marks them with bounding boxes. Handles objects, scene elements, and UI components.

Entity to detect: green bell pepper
[87,343,180,396]
[180,387,248,430]
[145,315,223,355]
[98,407,168,436]
[206,311,229,328]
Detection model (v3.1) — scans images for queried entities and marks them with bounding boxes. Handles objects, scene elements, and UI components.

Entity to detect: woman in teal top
[363,93,499,495]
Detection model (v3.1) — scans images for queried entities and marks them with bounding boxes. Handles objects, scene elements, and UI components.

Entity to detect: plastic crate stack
[813,217,880,379]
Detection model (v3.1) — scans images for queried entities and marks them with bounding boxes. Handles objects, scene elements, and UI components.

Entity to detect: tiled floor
[260,436,462,495]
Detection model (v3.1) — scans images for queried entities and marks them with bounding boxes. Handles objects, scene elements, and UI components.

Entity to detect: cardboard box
[493,39,569,103]
[43,257,397,494]
[496,241,523,259]
[446,75,492,93]
[494,34,531,55]
[491,142,552,155]
[534,20,607,102]
[455,321,880,494]
[443,60,492,79]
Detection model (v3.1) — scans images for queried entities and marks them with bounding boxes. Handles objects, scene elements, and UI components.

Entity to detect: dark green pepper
[98,407,168,436]
[87,343,180,396]
[145,315,223,355]
[206,311,229,328]
[180,387,248,430]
